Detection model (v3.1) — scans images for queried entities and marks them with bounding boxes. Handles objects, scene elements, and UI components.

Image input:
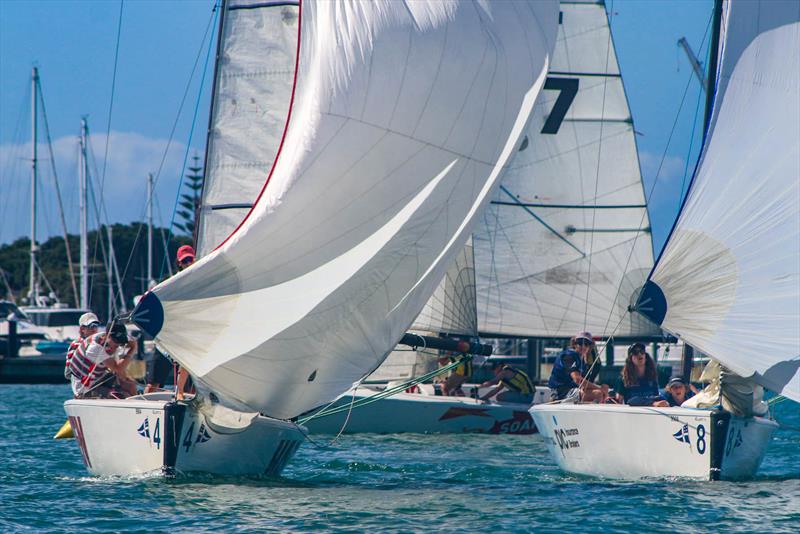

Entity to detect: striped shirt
[69,333,123,397]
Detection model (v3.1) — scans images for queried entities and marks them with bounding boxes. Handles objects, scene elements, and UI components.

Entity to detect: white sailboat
[532,0,799,481]
[64,0,559,476]
[305,0,660,435]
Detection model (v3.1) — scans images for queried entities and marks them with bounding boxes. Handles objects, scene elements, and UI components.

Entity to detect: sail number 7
[541,77,579,135]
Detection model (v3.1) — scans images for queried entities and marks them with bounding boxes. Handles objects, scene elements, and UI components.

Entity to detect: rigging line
[36,77,79,305]
[583,0,615,331]
[499,185,586,257]
[118,2,218,288]
[159,2,219,280]
[597,8,715,341]
[97,0,124,199]
[678,63,706,207]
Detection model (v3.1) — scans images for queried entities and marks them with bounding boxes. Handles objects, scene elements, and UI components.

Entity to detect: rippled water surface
[1,385,798,532]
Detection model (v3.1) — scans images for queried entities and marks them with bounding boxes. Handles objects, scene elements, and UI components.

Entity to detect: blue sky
[0,0,711,253]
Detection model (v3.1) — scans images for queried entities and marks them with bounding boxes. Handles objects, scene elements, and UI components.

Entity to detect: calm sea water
[1,384,798,533]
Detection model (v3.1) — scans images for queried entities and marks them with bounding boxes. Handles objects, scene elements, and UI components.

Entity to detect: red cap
[177,245,195,263]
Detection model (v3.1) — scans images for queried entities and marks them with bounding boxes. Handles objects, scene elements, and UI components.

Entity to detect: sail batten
[640,0,800,401]
[135,0,559,418]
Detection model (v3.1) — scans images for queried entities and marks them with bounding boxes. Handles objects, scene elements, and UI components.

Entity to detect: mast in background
[29,67,39,305]
[147,173,154,288]
[79,118,89,310]
[677,37,707,93]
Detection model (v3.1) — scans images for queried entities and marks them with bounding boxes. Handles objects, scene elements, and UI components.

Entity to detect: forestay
[638,0,800,401]
[134,0,559,419]
[473,0,658,339]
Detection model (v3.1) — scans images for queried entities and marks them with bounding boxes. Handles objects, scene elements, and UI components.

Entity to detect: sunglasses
[178,257,194,266]
[575,339,592,346]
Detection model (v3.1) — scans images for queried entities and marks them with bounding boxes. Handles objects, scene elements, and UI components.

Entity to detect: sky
[0,0,712,254]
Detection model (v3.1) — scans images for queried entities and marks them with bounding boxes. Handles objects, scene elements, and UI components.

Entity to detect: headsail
[134,0,559,418]
[473,0,658,339]
[196,0,299,257]
[637,0,800,401]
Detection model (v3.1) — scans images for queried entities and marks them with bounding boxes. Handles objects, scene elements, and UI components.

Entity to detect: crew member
[438,351,473,396]
[654,376,696,407]
[65,312,102,379]
[145,245,196,398]
[69,322,138,399]
[480,363,535,404]
[614,343,660,405]
[547,332,607,402]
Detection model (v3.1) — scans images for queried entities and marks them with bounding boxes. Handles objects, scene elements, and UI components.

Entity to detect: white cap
[79,312,101,327]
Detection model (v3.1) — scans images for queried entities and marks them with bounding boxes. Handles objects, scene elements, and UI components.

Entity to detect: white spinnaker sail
[196,0,298,257]
[639,0,800,401]
[134,0,558,419]
[473,0,658,338]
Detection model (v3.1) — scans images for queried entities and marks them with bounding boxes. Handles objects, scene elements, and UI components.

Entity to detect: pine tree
[175,154,204,236]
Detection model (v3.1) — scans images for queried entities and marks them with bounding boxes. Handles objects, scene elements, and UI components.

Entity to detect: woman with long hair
[614,343,660,405]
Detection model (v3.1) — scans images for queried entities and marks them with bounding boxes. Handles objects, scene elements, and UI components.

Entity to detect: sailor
[145,245,196,398]
[614,343,661,406]
[479,363,535,404]
[654,376,696,407]
[547,332,607,402]
[438,351,473,396]
[69,322,138,399]
[64,312,102,379]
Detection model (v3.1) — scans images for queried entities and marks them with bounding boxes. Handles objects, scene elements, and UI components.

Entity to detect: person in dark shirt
[614,343,660,406]
[655,376,696,407]
[547,331,607,402]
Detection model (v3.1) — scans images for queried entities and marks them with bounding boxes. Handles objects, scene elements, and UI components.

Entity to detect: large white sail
[134,0,559,419]
[638,0,800,401]
[195,0,299,257]
[473,0,658,339]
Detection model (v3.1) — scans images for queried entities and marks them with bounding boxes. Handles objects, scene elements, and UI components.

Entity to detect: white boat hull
[530,404,778,480]
[64,395,305,477]
[304,386,549,435]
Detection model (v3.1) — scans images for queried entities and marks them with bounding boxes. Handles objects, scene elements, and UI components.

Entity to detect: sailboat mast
[147,173,154,287]
[703,0,724,139]
[79,118,89,309]
[29,66,39,305]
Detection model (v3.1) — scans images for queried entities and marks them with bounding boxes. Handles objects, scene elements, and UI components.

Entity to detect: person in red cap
[176,245,195,271]
[144,244,196,397]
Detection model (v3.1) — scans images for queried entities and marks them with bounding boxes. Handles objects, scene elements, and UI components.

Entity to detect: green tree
[174,153,204,237]
[0,224,190,322]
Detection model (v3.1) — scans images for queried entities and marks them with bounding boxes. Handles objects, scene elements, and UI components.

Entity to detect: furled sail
[637,0,800,401]
[473,0,659,339]
[134,0,559,419]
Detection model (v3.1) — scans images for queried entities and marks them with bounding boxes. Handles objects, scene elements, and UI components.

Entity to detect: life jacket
[448,354,472,377]
[68,333,111,392]
[501,365,533,395]
[65,338,82,377]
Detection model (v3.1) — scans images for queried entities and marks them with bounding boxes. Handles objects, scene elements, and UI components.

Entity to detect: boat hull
[530,404,777,480]
[64,395,305,477]
[304,386,549,435]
